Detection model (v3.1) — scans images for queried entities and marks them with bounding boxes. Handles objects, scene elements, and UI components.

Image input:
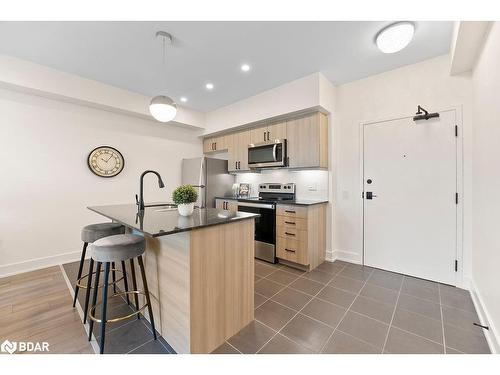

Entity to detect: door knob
[366,192,377,200]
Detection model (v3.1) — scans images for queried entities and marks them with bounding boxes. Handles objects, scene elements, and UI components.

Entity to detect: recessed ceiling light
[241,64,251,72]
[376,22,415,54]
[205,83,214,90]
[180,97,188,103]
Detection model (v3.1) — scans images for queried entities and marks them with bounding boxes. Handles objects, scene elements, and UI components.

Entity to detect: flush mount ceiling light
[375,22,415,54]
[205,83,214,90]
[149,31,177,123]
[180,97,188,103]
[241,63,250,72]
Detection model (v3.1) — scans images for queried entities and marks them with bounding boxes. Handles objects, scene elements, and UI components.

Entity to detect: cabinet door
[227,201,238,212]
[287,113,327,168]
[213,135,227,151]
[215,199,225,210]
[226,133,238,172]
[249,126,268,144]
[203,138,214,153]
[267,122,286,142]
[237,130,251,171]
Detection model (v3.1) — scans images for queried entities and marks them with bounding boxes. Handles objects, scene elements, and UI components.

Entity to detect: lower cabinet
[215,198,238,212]
[276,203,327,271]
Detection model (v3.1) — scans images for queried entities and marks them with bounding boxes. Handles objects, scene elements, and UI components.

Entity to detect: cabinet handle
[284,221,296,225]
[267,131,270,141]
[235,161,237,170]
[285,232,295,236]
[214,142,217,150]
[285,248,296,253]
[238,161,241,169]
[264,131,266,141]
[285,210,296,214]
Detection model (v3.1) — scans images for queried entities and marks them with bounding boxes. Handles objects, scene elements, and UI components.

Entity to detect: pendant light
[150,31,177,122]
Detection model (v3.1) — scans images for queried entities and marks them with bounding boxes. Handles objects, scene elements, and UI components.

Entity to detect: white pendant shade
[149,95,177,122]
[376,22,415,54]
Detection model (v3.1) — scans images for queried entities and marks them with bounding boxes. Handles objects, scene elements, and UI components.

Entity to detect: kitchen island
[88,204,258,354]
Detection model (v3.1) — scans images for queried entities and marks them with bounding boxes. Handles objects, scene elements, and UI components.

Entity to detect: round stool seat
[81,222,125,243]
[90,234,145,263]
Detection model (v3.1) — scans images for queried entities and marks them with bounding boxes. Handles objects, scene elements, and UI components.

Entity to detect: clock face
[87,146,124,177]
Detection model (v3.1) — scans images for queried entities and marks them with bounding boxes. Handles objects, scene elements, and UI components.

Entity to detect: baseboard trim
[0,250,82,278]
[326,249,361,264]
[469,279,499,354]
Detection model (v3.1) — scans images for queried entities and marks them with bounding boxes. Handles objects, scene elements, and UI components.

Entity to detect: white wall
[0,88,202,276]
[333,55,473,283]
[470,22,500,353]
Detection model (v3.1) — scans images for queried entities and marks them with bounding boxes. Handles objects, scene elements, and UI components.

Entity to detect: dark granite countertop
[88,203,259,238]
[215,196,329,206]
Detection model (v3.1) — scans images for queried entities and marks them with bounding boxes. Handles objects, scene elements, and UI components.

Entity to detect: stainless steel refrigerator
[181,157,235,208]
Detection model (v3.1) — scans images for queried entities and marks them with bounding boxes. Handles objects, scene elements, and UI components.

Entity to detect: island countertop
[88,203,259,237]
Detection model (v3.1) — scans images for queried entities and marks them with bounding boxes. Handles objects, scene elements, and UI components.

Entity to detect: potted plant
[172,184,198,216]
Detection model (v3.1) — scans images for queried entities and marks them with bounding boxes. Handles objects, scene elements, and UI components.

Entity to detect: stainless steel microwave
[248,139,287,169]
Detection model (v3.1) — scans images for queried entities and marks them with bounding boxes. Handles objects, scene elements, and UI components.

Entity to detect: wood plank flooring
[0,266,93,354]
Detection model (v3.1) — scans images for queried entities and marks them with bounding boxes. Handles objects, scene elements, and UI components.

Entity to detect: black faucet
[136,170,165,211]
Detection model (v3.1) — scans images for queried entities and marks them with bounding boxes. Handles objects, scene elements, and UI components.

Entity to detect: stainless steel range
[237,183,295,263]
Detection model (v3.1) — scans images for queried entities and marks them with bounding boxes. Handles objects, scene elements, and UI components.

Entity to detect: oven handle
[237,202,275,210]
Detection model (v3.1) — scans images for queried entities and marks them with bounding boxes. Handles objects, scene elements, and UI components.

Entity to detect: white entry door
[363,110,457,285]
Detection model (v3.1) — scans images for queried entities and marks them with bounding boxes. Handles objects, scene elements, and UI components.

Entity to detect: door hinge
[455,260,458,272]
[455,125,458,137]
[455,192,459,204]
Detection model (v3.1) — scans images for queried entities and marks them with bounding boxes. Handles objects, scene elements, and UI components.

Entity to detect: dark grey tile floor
[214,260,491,354]
[62,260,174,354]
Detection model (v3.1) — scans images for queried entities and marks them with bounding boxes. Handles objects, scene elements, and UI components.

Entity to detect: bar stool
[87,234,157,354]
[74,222,127,323]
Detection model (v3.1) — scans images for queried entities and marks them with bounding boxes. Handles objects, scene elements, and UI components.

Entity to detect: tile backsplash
[235,169,329,200]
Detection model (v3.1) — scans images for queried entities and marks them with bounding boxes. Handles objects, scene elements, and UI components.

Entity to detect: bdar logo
[1,340,17,354]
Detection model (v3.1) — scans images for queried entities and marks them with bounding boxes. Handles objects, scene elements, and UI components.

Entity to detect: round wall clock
[87,146,124,178]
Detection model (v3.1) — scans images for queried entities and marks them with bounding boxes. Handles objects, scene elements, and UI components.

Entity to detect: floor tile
[397,293,442,321]
[350,295,394,324]
[332,260,351,266]
[359,284,398,306]
[404,275,439,291]
[211,342,240,354]
[254,275,262,283]
[301,298,346,327]
[255,279,285,298]
[258,333,312,354]
[401,279,440,303]
[446,347,464,354]
[337,311,389,349]
[441,305,482,335]
[316,261,345,275]
[328,275,364,294]
[443,324,490,354]
[129,339,171,354]
[102,319,156,354]
[392,308,443,344]
[227,321,276,354]
[367,269,403,291]
[279,265,306,276]
[322,331,380,354]
[384,327,444,354]
[271,287,313,311]
[281,313,333,353]
[289,278,324,296]
[317,286,356,308]
[255,262,277,278]
[302,269,334,284]
[255,300,297,330]
[266,269,300,285]
[254,293,268,309]
[440,289,476,313]
[338,265,373,282]
[439,283,469,296]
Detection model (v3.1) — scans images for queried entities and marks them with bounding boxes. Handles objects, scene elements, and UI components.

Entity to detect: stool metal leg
[99,262,110,354]
[129,258,140,320]
[111,262,117,294]
[121,261,130,305]
[138,255,157,340]
[83,258,94,324]
[73,242,88,307]
[88,261,102,342]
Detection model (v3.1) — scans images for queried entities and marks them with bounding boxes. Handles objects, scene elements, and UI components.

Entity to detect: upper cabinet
[203,111,328,171]
[203,135,227,153]
[286,112,328,169]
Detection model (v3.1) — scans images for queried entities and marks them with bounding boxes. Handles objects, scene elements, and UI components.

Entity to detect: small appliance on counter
[237,183,295,263]
[181,157,235,208]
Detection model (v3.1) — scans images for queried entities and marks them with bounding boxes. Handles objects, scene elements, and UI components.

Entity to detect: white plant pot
[177,203,195,216]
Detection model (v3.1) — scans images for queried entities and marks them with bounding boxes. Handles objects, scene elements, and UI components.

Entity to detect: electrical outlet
[307,183,317,191]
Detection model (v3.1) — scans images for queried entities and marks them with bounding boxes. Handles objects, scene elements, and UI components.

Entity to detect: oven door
[237,201,276,263]
[248,140,286,168]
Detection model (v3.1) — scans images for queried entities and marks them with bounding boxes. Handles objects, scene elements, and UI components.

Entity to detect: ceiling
[0,21,453,112]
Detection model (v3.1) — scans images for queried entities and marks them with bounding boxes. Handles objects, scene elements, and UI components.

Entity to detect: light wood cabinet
[227,131,250,172]
[276,203,327,271]
[215,198,238,212]
[249,122,286,144]
[286,112,328,169]
[203,135,227,153]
